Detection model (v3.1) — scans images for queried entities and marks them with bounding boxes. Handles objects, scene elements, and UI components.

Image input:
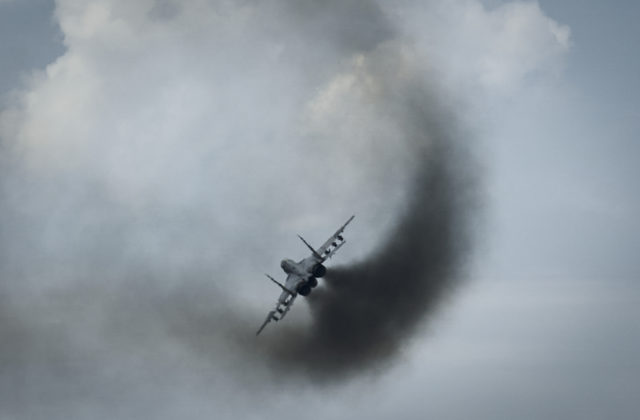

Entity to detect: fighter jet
[256,215,355,335]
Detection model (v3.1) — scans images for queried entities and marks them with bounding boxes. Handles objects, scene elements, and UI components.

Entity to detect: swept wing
[256,273,302,335]
[314,215,355,262]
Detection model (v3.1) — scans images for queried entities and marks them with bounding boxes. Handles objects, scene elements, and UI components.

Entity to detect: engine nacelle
[312,263,326,278]
[307,277,318,288]
[297,283,311,297]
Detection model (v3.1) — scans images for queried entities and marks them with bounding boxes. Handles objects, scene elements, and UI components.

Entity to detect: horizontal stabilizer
[265,274,295,294]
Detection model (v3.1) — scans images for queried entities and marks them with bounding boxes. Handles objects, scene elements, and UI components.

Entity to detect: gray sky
[0,0,63,97]
[0,0,638,419]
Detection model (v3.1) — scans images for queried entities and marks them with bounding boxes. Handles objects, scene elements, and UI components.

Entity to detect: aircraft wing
[314,215,355,262]
[256,273,302,335]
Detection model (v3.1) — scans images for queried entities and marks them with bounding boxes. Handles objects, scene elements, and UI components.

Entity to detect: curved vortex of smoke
[262,85,479,381]
[0,3,480,404]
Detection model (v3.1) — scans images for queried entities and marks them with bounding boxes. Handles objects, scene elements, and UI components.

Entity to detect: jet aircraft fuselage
[256,215,355,335]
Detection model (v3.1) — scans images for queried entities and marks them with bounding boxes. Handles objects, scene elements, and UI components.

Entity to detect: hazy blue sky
[0,1,638,419]
[0,0,62,96]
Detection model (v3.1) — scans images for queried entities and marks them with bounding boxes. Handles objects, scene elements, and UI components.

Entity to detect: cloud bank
[0,0,569,417]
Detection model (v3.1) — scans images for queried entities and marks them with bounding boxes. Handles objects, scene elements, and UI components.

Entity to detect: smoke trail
[0,2,483,417]
[161,82,478,383]
[257,83,479,381]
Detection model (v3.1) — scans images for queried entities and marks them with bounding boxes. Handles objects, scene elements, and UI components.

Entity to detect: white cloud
[392,0,571,95]
[1,0,571,220]
[0,0,574,418]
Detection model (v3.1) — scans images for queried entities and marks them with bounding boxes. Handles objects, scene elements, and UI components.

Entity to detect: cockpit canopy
[280,259,295,273]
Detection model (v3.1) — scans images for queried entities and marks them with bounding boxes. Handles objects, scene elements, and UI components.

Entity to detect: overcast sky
[0,1,638,419]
